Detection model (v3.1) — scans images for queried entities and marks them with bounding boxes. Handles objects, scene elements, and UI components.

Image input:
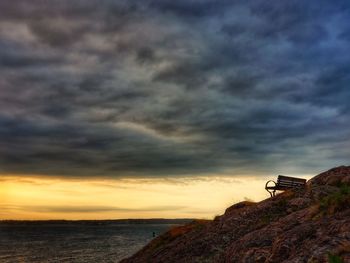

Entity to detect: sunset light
[0,174,288,220]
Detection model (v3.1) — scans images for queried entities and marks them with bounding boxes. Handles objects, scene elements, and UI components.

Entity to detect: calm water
[0,222,175,262]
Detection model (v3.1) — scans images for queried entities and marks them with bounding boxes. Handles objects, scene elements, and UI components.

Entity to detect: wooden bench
[265,175,307,197]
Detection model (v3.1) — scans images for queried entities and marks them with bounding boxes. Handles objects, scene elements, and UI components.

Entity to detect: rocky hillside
[121,166,350,263]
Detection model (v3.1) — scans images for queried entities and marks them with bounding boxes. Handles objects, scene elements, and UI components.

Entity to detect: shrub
[168,219,210,238]
[327,253,343,263]
[319,185,350,215]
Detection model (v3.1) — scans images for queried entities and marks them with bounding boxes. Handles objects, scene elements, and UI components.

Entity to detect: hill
[121,166,350,263]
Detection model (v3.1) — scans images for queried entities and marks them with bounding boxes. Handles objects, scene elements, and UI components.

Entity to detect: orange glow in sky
[0,174,313,220]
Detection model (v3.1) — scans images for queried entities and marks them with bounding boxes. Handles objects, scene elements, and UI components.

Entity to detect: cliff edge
[121,166,350,263]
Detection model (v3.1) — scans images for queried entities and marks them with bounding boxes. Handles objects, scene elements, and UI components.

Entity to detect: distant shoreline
[0,219,195,225]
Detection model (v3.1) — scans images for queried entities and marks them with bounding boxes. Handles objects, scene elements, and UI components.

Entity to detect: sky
[0,0,349,219]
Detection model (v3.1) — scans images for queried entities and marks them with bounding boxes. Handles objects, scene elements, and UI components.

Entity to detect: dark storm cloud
[0,0,349,177]
[147,0,231,18]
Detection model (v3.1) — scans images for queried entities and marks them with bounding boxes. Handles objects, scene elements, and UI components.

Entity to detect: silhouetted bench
[265,175,306,197]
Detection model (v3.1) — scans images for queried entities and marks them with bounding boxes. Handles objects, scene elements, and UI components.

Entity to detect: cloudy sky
[0,1,349,218]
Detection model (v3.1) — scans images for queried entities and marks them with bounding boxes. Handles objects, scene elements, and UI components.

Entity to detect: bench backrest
[277,175,306,188]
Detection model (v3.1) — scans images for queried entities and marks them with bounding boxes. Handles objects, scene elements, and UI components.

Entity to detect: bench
[265,175,307,197]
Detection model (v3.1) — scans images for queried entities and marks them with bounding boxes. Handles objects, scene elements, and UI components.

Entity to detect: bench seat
[265,175,306,197]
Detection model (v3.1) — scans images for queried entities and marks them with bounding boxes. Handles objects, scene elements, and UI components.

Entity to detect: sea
[0,220,184,263]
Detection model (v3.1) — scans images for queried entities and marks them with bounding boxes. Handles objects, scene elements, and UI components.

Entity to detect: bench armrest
[265,180,276,189]
[265,180,277,197]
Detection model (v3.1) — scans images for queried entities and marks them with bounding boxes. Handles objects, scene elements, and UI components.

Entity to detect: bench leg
[268,190,276,197]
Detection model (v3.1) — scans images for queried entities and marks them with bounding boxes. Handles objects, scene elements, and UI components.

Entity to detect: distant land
[0,219,194,225]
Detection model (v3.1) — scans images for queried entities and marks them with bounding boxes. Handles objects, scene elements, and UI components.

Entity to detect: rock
[224,201,255,216]
[288,197,312,209]
[310,166,350,186]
